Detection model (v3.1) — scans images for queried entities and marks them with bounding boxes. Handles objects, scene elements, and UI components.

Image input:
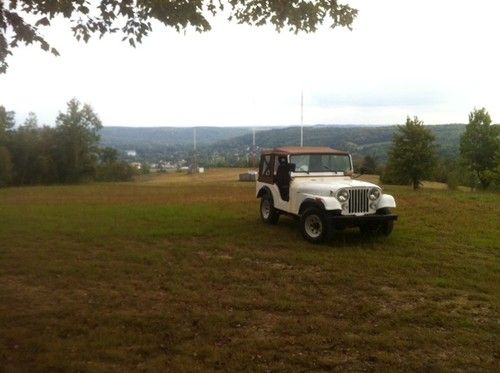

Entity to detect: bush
[380,164,408,186]
[446,171,460,190]
[140,162,151,175]
[484,166,500,191]
[95,162,135,182]
[0,146,12,186]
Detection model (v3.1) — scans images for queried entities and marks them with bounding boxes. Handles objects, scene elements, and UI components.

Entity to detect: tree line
[378,108,499,190]
[1,101,498,191]
[0,99,134,187]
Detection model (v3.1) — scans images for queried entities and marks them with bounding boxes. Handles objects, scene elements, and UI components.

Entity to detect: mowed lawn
[0,169,498,371]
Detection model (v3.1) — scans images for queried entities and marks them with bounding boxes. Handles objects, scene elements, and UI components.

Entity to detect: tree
[99,147,119,164]
[484,149,500,190]
[23,111,38,128]
[8,112,38,184]
[0,1,357,73]
[96,147,135,182]
[54,98,102,183]
[34,125,58,184]
[0,105,14,185]
[0,104,15,140]
[0,143,12,185]
[360,155,377,174]
[384,116,437,190]
[459,108,499,190]
[7,112,56,185]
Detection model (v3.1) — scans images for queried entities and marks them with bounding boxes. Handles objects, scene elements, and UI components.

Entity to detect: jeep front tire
[300,207,328,244]
[377,208,394,236]
[260,194,279,224]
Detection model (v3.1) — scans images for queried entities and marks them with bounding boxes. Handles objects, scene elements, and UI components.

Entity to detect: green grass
[0,169,499,371]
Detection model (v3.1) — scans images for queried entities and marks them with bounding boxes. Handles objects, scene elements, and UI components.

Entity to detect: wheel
[300,207,329,243]
[377,208,394,236]
[260,194,279,224]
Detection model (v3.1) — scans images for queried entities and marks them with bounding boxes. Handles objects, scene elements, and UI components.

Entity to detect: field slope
[0,169,499,371]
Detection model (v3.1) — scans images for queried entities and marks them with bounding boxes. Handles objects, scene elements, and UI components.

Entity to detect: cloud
[0,0,499,126]
[309,87,446,109]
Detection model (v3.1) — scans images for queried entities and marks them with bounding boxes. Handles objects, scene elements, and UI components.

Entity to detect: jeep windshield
[290,154,351,174]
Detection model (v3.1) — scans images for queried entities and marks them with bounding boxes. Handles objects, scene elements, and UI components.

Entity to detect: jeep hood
[295,178,379,197]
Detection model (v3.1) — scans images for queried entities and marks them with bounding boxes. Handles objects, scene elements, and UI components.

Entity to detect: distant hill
[100,126,254,149]
[99,124,469,164]
[207,124,467,161]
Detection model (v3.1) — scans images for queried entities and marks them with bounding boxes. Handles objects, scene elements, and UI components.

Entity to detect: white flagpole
[193,127,198,173]
[300,89,304,147]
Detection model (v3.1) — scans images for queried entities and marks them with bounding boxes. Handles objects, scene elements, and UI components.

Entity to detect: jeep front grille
[348,188,370,214]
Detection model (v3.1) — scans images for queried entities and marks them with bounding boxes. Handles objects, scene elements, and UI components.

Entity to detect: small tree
[54,99,102,183]
[385,116,437,190]
[459,108,499,190]
[0,105,15,140]
[96,147,135,182]
[0,145,12,186]
[0,105,15,185]
[360,155,377,174]
[484,150,500,190]
[8,113,40,184]
[99,147,119,164]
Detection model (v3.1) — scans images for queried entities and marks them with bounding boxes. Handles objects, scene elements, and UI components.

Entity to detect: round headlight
[337,188,349,202]
[369,188,381,201]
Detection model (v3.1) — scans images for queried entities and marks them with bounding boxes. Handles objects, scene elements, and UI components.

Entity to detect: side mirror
[287,163,296,172]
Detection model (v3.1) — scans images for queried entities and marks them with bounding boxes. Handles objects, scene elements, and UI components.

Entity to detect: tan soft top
[261,146,349,156]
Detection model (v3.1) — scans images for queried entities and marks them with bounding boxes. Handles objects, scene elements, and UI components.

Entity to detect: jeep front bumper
[327,213,398,227]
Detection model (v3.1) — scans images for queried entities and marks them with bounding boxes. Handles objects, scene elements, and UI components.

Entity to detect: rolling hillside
[99,124,468,163]
[100,126,255,149]
[205,124,467,161]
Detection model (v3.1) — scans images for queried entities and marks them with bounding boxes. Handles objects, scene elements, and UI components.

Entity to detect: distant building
[130,162,142,170]
[126,150,137,157]
[239,171,257,181]
[188,166,205,174]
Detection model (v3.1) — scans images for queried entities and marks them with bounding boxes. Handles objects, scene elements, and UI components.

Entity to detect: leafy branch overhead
[0,0,357,73]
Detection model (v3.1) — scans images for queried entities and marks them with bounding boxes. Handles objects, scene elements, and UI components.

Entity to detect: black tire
[377,208,394,236]
[300,207,329,244]
[260,194,279,225]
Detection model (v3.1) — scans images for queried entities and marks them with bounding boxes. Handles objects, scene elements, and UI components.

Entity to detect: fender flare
[298,198,326,215]
[378,194,396,209]
[257,186,273,199]
[298,195,343,215]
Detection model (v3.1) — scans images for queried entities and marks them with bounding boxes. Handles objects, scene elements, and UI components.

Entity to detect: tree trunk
[412,178,420,190]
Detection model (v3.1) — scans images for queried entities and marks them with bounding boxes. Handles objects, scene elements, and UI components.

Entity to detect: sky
[0,0,499,127]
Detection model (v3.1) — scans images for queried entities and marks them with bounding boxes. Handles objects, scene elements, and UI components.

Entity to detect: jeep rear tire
[300,207,328,244]
[260,195,279,224]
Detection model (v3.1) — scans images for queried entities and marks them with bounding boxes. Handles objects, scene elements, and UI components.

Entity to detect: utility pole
[193,126,197,151]
[251,127,256,168]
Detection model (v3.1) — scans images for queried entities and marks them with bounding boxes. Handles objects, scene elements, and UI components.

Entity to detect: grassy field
[0,169,499,371]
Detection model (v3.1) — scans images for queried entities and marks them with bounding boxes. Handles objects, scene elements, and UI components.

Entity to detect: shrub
[95,162,135,182]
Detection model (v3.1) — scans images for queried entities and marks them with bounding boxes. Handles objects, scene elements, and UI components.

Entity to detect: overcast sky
[1,0,499,127]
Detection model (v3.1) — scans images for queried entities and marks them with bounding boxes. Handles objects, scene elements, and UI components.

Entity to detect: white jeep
[256,147,397,243]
